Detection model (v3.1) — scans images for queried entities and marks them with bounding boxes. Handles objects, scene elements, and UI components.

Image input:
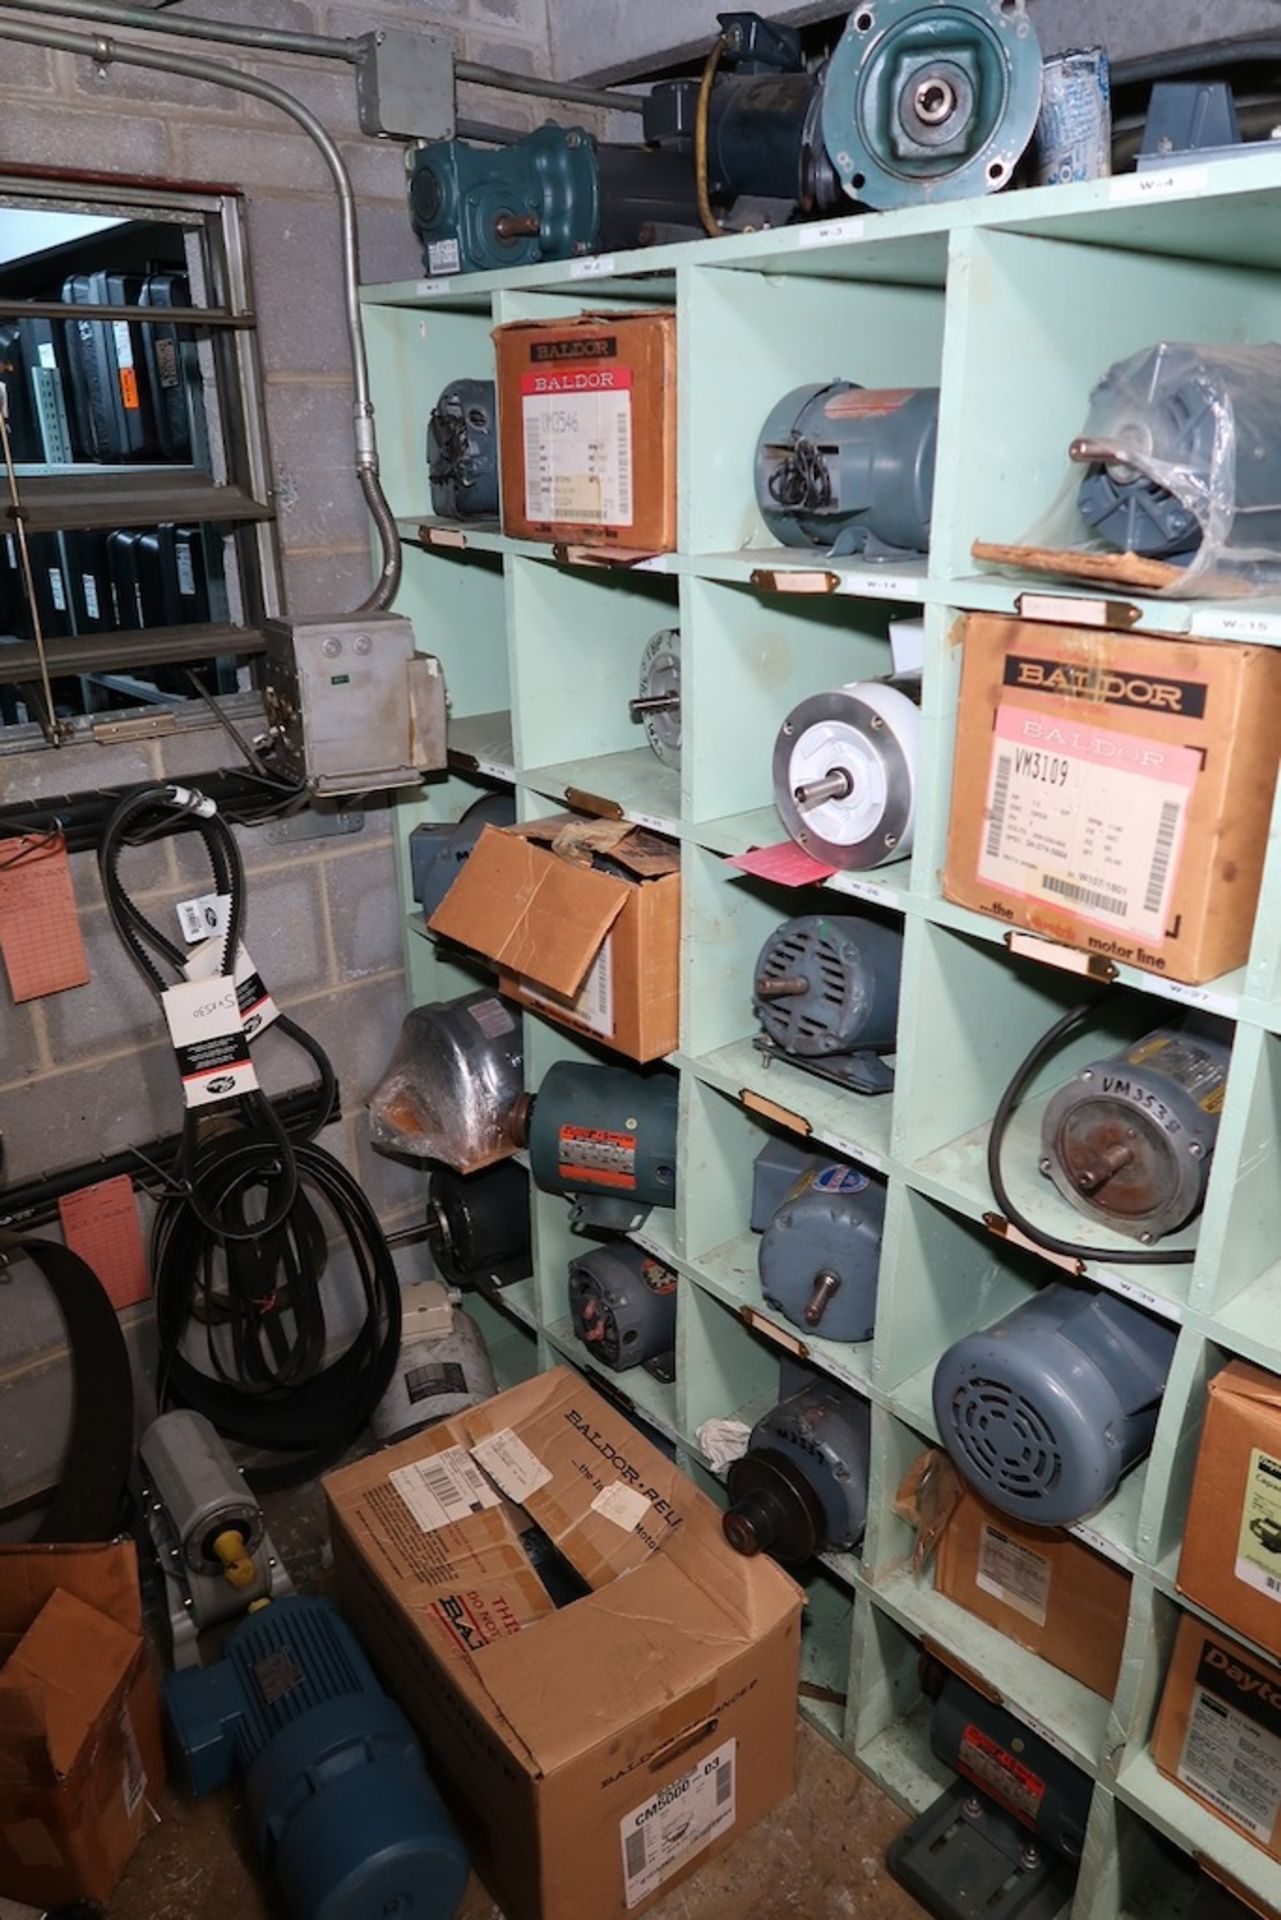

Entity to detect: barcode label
[390,1446,501,1533]
[1180,1685,1281,1840]
[48,567,65,611]
[716,1755,734,1805]
[977,1524,1052,1627]
[1143,800,1181,916]
[177,891,230,943]
[986,753,1012,859]
[82,572,100,620]
[1042,872,1128,917]
[112,318,134,369]
[620,1739,737,1909]
[624,1828,648,1881]
[520,366,635,527]
[176,541,197,597]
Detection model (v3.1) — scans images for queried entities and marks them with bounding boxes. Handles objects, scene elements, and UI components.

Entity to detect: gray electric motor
[139,1409,292,1668]
[754,1148,886,1344]
[567,1241,677,1379]
[410,792,517,921]
[753,912,903,1094]
[755,381,939,556]
[1040,1024,1230,1243]
[629,628,681,769]
[527,1061,678,1232]
[372,1279,497,1443]
[426,1159,532,1289]
[724,1371,872,1564]
[367,990,525,1174]
[773,677,919,869]
[932,1284,1178,1528]
[427,376,499,521]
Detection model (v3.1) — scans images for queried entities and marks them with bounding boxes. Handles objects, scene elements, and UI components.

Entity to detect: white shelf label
[826,872,901,910]
[837,571,920,601]
[571,252,617,279]
[1190,607,1281,643]
[1111,166,1207,201]
[415,278,451,298]
[798,216,867,250]
[629,809,672,836]
[474,759,514,783]
[1095,1268,1183,1323]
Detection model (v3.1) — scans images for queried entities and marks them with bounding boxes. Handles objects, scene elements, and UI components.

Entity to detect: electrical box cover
[263,612,447,796]
[1179,1361,1281,1663]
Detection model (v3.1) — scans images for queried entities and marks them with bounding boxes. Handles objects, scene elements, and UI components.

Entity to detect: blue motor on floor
[165,1594,469,1920]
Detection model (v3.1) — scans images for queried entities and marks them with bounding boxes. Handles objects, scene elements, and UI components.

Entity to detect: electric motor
[568,1241,677,1377]
[427,377,499,521]
[410,792,517,921]
[426,1159,532,1288]
[367,991,525,1174]
[1039,1025,1230,1243]
[753,912,902,1093]
[630,628,682,769]
[372,1279,497,1443]
[527,1061,678,1232]
[773,678,919,869]
[932,1284,1178,1527]
[724,1376,871,1563]
[757,1159,886,1344]
[755,382,939,556]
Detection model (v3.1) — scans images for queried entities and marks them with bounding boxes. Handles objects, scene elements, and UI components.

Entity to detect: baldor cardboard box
[494,310,677,551]
[944,615,1281,983]
[1179,1362,1281,1660]
[936,1488,1131,1699]
[0,1541,164,1908]
[325,1368,802,1920]
[428,815,680,1062]
[1153,1612,1281,1860]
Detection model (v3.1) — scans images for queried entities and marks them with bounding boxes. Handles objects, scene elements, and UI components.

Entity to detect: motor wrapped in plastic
[411,792,517,921]
[932,1283,1178,1527]
[773,677,919,869]
[724,1370,872,1564]
[755,382,939,556]
[526,1061,677,1232]
[568,1241,677,1377]
[753,912,902,1094]
[428,378,499,521]
[367,991,524,1174]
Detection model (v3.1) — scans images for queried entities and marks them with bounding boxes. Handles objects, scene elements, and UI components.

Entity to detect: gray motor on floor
[773,677,920,869]
[567,1241,677,1379]
[410,792,517,920]
[629,628,681,769]
[752,1143,885,1343]
[932,1284,1178,1528]
[139,1409,292,1669]
[755,381,939,556]
[1039,1023,1230,1243]
[526,1061,678,1231]
[373,1279,497,1443]
[427,376,499,521]
[723,1369,871,1564]
[753,912,902,1094]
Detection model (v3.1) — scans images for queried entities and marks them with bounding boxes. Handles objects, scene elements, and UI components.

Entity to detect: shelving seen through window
[0,182,279,737]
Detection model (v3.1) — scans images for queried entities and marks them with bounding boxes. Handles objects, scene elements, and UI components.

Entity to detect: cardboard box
[428,815,680,1062]
[1179,1362,1281,1660]
[325,1368,802,1920]
[935,1488,1131,1699]
[1153,1612,1281,1860]
[494,310,677,551]
[943,615,1281,983]
[0,1541,164,1908]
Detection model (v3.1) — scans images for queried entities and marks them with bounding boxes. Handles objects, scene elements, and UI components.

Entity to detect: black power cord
[986,997,1196,1269]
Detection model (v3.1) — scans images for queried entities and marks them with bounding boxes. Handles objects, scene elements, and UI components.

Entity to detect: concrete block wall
[0,0,550,1505]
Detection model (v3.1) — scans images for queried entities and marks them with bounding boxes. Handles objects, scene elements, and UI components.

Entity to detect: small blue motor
[755,380,939,556]
[165,1595,469,1920]
[427,378,499,522]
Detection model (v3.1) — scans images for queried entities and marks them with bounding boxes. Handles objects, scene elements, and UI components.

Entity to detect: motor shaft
[794,767,853,807]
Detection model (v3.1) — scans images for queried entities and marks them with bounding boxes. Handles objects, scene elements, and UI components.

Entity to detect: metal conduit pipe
[0,13,401,613]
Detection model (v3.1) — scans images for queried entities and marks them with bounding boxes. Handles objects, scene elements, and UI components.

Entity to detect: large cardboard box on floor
[494,309,677,551]
[0,1541,164,1909]
[935,1487,1131,1699]
[325,1368,802,1920]
[1153,1611,1281,1860]
[944,614,1281,984]
[1179,1362,1281,1661]
[428,814,680,1062]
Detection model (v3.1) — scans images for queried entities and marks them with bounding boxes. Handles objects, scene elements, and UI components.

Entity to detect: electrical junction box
[493,310,678,552]
[262,612,447,796]
[428,813,680,1062]
[944,615,1281,984]
[324,1367,801,1920]
[1179,1361,1281,1661]
[1153,1612,1281,1862]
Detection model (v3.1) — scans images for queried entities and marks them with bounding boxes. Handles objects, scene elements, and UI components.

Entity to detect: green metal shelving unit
[363,148,1281,1919]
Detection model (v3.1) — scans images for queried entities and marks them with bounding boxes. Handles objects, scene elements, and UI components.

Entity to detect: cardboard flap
[514,815,680,881]
[0,1589,139,1781]
[1209,1358,1281,1408]
[0,1540,143,1638]
[428,825,630,998]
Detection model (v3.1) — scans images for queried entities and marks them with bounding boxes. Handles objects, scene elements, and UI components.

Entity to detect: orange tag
[0,835,90,1000]
[59,1176,150,1310]
[119,364,139,410]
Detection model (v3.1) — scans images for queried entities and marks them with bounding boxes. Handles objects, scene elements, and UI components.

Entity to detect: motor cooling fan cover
[753,913,902,1058]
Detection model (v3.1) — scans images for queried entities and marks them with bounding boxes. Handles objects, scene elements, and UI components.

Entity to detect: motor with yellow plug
[140,1408,292,1668]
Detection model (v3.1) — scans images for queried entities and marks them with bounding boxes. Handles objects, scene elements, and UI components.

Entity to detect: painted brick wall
[0,0,550,1503]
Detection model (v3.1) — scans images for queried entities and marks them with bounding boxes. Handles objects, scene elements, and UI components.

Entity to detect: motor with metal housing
[1039,1023,1230,1244]
[723,1367,872,1563]
[525,1061,677,1232]
[410,791,517,921]
[367,990,525,1174]
[932,1283,1178,1528]
[755,381,940,556]
[568,1241,678,1379]
[428,377,499,521]
[753,911,902,1094]
[630,627,682,769]
[139,1409,292,1670]
[752,1144,886,1343]
[372,1278,497,1443]
[165,1594,469,1920]
[773,676,919,869]
[426,1158,532,1289]
[262,613,446,797]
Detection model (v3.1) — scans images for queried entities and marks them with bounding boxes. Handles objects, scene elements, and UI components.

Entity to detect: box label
[978,702,1199,945]
[427,236,461,276]
[1236,1447,1281,1603]
[470,1427,552,1502]
[559,1122,636,1189]
[976,1523,1052,1627]
[120,1703,147,1818]
[520,364,634,527]
[468,994,517,1040]
[592,1481,652,1532]
[1179,1643,1281,1841]
[956,1722,1046,1824]
[620,1737,737,1909]
[519,936,614,1037]
[390,1446,501,1532]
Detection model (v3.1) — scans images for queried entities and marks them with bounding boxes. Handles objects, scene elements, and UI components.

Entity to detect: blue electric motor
[428,377,499,522]
[755,381,940,556]
[165,1595,469,1920]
